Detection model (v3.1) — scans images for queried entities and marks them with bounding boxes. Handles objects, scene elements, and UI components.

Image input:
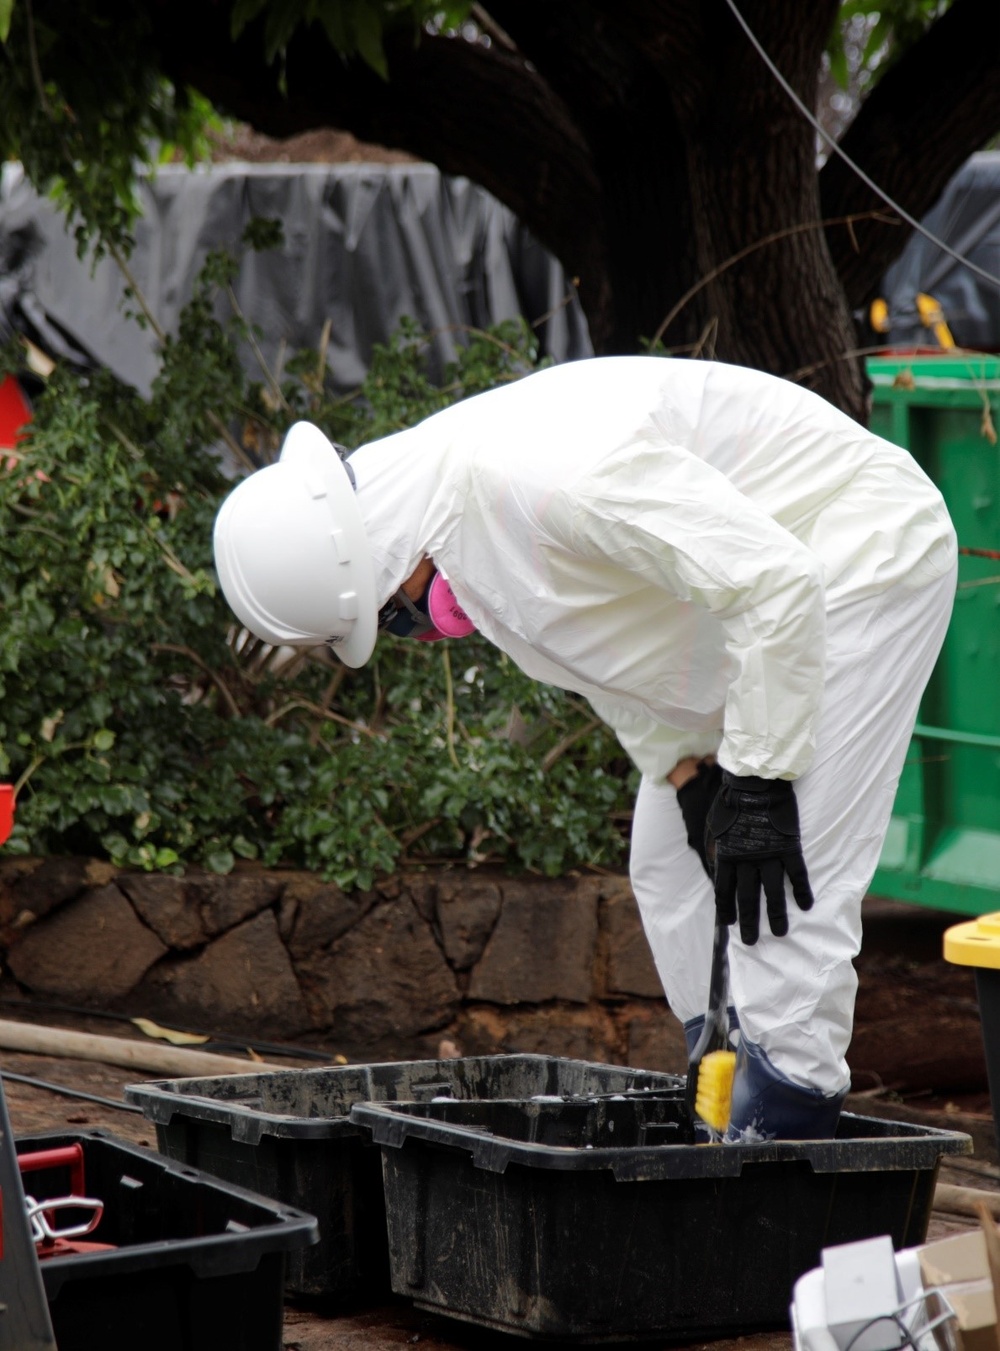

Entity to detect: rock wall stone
[6,883,168,1000]
[0,858,688,1076]
[141,910,311,1035]
[467,878,598,1005]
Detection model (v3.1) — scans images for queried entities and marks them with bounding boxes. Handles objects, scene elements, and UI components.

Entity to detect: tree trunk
[647,0,866,417]
[485,1,700,355]
[480,1,865,415]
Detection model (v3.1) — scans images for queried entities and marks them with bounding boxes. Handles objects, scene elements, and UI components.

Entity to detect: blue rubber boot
[683,1008,740,1058]
[725,1036,847,1141]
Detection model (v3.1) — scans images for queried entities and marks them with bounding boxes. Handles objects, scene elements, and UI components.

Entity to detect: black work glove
[707,772,814,945]
[676,759,723,879]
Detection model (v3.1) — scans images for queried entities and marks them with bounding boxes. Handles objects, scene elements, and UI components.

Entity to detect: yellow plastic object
[915,292,956,349]
[944,912,1000,969]
[693,1049,736,1132]
[870,298,891,335]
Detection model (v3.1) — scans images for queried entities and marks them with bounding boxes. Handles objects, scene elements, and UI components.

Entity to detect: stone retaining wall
[0,857,688,1074]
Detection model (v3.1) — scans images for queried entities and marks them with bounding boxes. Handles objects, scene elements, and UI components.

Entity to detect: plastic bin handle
[19,1142,86,1197]
[354,1105,514,1173]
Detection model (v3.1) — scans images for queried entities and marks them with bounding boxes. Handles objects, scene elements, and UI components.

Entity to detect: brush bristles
[694,1049,736,1132]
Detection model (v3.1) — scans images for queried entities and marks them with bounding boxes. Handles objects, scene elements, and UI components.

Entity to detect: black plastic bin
[15,1129,318,1351]
[350,1093,972,1344]
[124,1053,681,1301]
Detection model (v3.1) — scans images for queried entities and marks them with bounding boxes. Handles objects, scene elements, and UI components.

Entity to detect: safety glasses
[377,584,437,638]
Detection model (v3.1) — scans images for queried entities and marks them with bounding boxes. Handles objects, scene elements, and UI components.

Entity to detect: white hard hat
[212,422,378,667]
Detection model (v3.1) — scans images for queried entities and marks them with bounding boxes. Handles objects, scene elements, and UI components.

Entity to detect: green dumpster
[867,353,1000,914]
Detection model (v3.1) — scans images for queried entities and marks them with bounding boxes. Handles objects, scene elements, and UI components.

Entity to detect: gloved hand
[707,772,813,945]
[675,759,723,879]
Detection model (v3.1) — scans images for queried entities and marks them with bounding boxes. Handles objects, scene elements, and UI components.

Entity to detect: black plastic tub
[15,1130,318,1351]
[124,1053,681,1301]
[350,1093,973,1344]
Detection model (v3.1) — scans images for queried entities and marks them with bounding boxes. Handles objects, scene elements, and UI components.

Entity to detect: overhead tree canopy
[2,0,999,421]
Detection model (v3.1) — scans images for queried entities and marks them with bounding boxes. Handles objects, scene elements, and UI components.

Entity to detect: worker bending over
[213,356,957,1141]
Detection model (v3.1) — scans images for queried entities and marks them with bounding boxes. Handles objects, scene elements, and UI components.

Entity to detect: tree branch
[477,3,702,349]
[149,643,241,717]
[820,0,1000,307]
[151,4,603,290]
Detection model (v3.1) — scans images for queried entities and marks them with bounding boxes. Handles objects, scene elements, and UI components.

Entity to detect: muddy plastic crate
[350,1093,972,1344]
[124,1053,681,1301]
[14,1129,318,1351]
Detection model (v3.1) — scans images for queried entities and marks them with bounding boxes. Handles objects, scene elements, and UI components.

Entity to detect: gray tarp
[7,150,998,398]
[0,160,592,396]
[880,151,1000,349]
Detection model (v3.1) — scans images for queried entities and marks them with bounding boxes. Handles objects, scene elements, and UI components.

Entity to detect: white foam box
[792,1248,936,1351]
[822,1234,905,1351]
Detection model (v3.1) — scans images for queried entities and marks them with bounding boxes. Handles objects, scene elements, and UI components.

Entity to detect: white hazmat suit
[347,356,956,1105]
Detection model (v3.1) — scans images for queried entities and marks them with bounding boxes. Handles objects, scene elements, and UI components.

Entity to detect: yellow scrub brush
[694,1049,737,1131]
[685,921,737,1136]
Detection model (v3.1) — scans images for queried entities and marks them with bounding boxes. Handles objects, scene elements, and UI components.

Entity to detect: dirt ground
[205,123,419,167]
[2,895,997,1351]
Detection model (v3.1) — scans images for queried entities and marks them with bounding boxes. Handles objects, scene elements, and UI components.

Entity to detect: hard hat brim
[213,423,379,668]
[280,424,378,667]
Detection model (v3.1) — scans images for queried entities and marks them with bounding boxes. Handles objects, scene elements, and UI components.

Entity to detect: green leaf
[242,216,284,253]
[351,3,389,79]
[827,45,849,91]
[230,0,268,40]
[100,832,130,862]
[433,2,475,28]
[262,1,304,62]
[316,0,348,51]
[205,848,236,875]
[0,0,14,44]
[861,13,891,65]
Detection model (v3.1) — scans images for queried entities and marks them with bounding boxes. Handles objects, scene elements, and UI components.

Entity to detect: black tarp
[879,151,1000,350]
[0,160,592,396]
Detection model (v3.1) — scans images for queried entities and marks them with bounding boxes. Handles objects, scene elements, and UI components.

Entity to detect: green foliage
[0,0,475,255]
[0,0,630,884]
[0,0,212,258]
[827,0,953,92]
[282,315,547,454]
[230,0,473,79]
[0,245,635,885]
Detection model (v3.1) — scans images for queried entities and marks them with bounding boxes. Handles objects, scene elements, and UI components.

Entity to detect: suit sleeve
[569,442,827,779]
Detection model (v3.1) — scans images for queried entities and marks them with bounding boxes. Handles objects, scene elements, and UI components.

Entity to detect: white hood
[348,424,444,606]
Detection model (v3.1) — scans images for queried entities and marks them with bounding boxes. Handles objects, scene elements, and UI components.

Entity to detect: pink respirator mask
[378,572,475,642]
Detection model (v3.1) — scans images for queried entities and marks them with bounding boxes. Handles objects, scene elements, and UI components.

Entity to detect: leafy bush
[0,248,635,886]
